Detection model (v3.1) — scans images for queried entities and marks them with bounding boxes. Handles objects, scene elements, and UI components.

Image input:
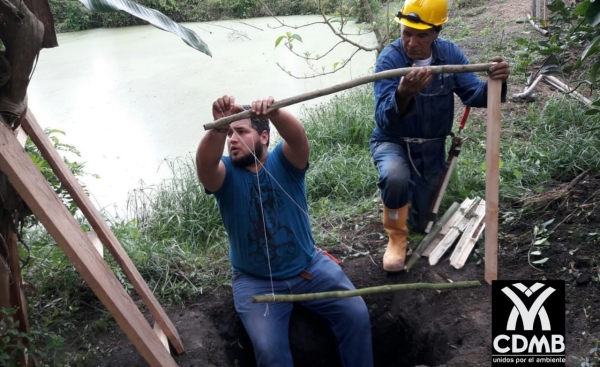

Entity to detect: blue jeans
[232,251,374,367]
[370,141,442,231]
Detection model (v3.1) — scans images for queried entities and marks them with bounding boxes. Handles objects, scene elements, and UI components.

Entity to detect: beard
[231,140,264,168]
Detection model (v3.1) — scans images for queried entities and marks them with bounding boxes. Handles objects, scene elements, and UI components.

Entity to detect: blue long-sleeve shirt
[372,37,506,179]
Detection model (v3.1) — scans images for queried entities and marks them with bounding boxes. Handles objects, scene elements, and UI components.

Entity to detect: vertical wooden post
[0,212,30,366]
[485,79,502,284]
[0,126,31,366]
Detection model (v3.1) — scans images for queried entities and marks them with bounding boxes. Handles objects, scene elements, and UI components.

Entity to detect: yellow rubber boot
[382,204,409,272]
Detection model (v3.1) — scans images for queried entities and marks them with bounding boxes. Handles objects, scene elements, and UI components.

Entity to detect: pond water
[28,15,377,214]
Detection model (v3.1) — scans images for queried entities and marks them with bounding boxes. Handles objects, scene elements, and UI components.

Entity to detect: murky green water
[28,16,376,212]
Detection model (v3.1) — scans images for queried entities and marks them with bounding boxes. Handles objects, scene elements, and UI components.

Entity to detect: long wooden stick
[252,280,480,303]
[485,79,502,284]
[204,63,495,130]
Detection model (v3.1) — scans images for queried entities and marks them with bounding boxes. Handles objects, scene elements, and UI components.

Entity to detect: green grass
[444,96,600,206]
[127,156,228,254]
[303,87,378,205]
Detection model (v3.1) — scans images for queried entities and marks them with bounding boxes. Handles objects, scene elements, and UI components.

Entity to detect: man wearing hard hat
[371,0,510,272]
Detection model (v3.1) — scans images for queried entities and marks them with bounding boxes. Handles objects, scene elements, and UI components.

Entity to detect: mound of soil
[89,174,599,367]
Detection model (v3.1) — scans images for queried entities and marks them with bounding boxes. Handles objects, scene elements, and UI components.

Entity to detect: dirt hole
[220,302,454,367]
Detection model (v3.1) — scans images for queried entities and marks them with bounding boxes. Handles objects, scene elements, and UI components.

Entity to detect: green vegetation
[49,0,340,32]
[25,129,97,217]
[445,96,600,205]
[0,308,65,366]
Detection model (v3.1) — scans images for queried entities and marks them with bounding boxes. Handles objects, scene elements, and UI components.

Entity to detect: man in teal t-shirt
[196,95,373,367]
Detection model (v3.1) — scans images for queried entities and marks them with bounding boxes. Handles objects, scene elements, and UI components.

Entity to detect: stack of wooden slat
[423,197,486,269]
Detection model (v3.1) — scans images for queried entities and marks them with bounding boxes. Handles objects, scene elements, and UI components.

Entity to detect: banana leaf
[79,0,211,57]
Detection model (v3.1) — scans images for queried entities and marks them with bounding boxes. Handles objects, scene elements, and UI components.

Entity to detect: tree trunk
[0,0,51,127]
[0,0,56,336]
[0,209,28,328]
[22,0,58,48]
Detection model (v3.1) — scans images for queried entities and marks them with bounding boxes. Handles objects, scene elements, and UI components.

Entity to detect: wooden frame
[21,110,184,354]
[0,119,180,367]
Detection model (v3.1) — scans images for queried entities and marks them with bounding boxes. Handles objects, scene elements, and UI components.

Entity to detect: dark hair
[242,105,271,147]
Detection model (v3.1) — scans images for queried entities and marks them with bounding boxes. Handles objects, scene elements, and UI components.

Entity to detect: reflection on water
[28,16,376,213]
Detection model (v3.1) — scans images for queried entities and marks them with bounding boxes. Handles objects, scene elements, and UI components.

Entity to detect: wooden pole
[21,110,184,354]
[204,63,495,130]
[0,215,32,366]
[252,280,481,303]
[485,79,502,284]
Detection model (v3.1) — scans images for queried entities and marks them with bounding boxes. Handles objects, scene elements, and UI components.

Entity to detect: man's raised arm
[196,95,238,192]
[252,97,309,170]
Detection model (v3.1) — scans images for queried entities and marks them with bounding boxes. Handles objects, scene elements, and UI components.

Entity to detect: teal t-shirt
[209,141,316,279]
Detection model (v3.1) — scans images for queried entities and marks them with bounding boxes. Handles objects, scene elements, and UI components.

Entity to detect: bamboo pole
[204,63,495,130]
[252,280,480,303]
[485,79,502,284]
[404,201,461,271]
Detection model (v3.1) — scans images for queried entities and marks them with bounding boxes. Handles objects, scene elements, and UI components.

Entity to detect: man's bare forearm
[269,109,308,148]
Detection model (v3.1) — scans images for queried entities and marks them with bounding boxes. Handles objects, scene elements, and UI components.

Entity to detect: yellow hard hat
[394,0,448,30]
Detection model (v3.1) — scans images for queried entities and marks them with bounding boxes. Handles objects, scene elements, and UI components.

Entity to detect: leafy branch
[261,0,397,78]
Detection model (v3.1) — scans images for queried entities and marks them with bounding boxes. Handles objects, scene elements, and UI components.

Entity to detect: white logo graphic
[501,283,555,331]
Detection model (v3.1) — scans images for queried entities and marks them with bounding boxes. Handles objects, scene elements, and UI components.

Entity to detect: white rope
[225,114,276,314]
[231,131,366,255]
[247,131,275,315]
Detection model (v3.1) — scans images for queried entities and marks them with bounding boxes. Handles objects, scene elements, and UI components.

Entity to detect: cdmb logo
[492,280,565,366]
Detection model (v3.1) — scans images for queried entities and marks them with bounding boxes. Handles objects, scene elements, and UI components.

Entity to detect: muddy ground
[79,0,599,366]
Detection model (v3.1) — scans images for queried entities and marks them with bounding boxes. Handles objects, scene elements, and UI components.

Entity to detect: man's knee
[379,163,410,190]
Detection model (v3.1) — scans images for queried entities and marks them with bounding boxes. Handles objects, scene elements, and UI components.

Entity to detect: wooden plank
[449,201,486,269]
[87,230,104,259]
[0,215,29,336]
[154,322,170,352]
[21,110,184,354]
[423,197,476,257]
[428,228,460,266]
[0,122,178,367]
[427,198,480,265]
[485,79,502,284]
[14,126,28,147]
